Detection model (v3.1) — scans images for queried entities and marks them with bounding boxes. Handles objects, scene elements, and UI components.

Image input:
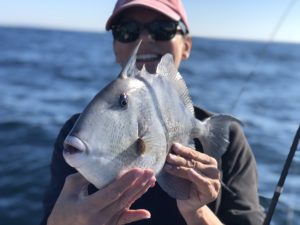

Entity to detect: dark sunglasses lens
[148,21,178,41]
[112,21,179,42]
[112,22,139,43]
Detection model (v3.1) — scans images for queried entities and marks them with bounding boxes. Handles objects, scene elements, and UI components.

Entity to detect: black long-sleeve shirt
[40,106,265,225]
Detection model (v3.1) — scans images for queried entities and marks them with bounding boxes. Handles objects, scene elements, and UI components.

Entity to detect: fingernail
[140,171,155,186]
[150,180,156,188]
[172,142,181,151]
[144,213,151,219]
[143,169,154,179]
[173,142,181,147]
[167,153,177,161]
[144,178,156,189]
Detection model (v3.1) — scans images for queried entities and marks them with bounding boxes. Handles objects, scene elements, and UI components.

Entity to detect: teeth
[137,54,160,61]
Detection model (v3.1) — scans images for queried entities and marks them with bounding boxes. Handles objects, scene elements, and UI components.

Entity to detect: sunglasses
[111,20,188,43]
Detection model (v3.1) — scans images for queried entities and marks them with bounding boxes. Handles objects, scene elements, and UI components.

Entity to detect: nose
[139,29,155,42]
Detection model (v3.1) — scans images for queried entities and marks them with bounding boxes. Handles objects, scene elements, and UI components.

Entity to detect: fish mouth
[63,135,87,155]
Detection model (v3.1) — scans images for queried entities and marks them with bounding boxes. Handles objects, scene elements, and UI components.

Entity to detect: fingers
[164,161,219,196]
[106,170,155,211]
[117,208,151,225]
[103,179,155,225]
[125,173,156,207]
[87,168,155,211]
[62,173,90,196]
[50,169,155,225]
[165,144,219,179]
[99,170,155,217]
[172,142,217,166]
[92,169,155,225]
[187,168,220,200]
[86,168,143,208]
[164,143,221,205]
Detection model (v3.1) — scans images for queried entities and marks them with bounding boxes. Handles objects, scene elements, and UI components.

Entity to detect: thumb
[62,172,90,197]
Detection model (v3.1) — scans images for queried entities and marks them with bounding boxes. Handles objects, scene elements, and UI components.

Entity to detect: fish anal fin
[157,170,191,200]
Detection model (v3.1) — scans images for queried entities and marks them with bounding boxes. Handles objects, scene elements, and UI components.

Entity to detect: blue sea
[0,26,299,225]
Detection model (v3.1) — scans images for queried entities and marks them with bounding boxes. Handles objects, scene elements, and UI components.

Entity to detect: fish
[63,41,240,199]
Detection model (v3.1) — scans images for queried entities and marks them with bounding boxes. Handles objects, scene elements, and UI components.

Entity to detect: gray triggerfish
[63,41,239,199]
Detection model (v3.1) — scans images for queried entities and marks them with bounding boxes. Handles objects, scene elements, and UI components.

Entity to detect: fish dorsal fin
[141,64,147,74]
[119,40,141,78]
[156,54,194,113]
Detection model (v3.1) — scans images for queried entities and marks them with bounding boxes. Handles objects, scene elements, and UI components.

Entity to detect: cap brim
[105,0,180,30]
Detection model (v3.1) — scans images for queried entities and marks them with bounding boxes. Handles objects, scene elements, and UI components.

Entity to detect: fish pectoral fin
[136,137,146,155]
[135,132,164,157]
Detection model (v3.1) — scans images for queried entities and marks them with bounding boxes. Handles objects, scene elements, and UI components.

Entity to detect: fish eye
[119,93,128,108]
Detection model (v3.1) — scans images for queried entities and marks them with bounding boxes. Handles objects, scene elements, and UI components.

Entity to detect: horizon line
[1,23,299,45]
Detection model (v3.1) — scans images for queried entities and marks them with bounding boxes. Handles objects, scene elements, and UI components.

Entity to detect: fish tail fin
[194,115,242,159]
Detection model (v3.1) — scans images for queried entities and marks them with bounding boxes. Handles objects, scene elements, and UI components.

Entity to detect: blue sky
[0,0,299,43]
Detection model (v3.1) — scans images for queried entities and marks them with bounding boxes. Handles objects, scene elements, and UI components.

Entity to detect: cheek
[170,44,184,68]
[169,35,185,68]
[158,42,183,68]
[114,42,133,66]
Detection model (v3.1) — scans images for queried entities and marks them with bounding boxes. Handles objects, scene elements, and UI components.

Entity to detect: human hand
[163,143,220,215]
[47,169,156,225]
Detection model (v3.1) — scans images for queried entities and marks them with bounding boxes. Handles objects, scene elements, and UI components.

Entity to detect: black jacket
[40,106,265,225]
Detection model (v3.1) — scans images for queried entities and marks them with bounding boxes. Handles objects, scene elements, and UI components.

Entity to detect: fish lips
[63,135,88,168]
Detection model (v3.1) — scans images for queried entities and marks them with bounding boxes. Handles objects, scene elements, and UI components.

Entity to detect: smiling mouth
[136,54,162,62]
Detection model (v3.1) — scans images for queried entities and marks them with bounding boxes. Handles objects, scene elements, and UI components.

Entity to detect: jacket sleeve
[217,122,265,225]
[39,115,79,225]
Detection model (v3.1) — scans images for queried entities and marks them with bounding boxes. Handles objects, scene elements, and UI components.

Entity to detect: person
[40,0,265,224]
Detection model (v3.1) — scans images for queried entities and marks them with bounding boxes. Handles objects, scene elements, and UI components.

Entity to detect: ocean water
[0,26,299,225]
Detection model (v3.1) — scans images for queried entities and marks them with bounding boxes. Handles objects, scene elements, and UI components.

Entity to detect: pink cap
[105,0,189,32]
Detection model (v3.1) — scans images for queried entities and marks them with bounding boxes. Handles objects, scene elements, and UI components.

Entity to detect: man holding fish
[41,0,265,225]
